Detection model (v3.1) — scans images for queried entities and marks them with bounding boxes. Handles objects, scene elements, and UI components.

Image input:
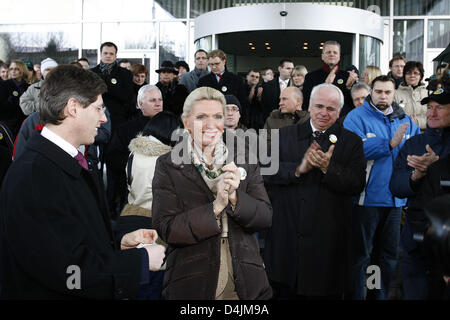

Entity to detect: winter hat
[40,58,58,74]
[224,94,242,113]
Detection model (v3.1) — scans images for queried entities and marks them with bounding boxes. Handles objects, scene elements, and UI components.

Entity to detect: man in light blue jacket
[344,75,420,300]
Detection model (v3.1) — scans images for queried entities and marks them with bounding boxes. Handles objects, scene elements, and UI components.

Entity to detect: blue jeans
[352,206,402,300]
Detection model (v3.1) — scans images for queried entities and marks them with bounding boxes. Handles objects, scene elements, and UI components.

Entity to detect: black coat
[301,66,353,117]
[197,71,248,115]
[0,133,142,299]
[0,79,29,137]
[260,76,290,122]
[91,64,135,131]
[155,80,188,118]
[263,121,366,296]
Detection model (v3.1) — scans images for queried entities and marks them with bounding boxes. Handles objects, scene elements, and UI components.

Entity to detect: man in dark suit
[91,42,136,218]
[301,41,358,117]
[260,59,294,122]
[0,65,165,299]
[197,49,248,123]
[90,42,135,133]
[263,83,366,299]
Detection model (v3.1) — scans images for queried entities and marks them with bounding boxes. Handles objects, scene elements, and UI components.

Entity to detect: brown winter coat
[152,132,273,300]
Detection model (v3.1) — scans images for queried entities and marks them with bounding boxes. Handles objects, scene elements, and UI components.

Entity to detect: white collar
[373,103,394,116]
[310,119,325,134]
[41,126,79,158]
[279,77,289,83]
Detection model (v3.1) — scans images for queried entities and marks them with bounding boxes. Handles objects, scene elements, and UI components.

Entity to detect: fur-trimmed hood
[128,134,172,157]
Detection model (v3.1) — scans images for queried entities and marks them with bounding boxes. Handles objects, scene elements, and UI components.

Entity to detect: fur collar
[128,134,172,157]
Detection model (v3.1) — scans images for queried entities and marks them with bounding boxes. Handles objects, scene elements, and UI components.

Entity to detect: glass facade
[0,0,446,78]
[393,20,424,63]
[359,35,381,72]
[394,0,450,16]
[428,19,450,49]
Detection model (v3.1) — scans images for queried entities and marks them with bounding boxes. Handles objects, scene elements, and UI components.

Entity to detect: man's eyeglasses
[226,106,239,113]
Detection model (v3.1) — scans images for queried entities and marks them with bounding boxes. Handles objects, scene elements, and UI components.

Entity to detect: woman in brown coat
[152,87,272,300]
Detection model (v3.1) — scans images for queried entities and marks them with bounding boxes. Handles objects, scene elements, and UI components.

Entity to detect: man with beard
[344,75,421,300]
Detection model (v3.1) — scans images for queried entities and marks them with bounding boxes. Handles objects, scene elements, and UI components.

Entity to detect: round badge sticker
[111,78,117,85]
[329,134,338,144]
[238,167,247,181]
[0,133,3,140]
[337,79,344,85]
[221,86,227,92]
[12,91,18,97]
[434,88,444,95]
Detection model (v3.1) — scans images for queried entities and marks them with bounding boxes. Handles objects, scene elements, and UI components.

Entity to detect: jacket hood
[128,134,172,157]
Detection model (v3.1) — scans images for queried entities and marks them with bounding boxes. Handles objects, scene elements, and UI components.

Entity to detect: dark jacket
[0,79,29,137]
[260,76,290,122]
[301,65,353,117]
[263,121,366,296]
[390,126,450,253]
[198,71,248,116]
[0,121,13,185]
[405,156,450,252]
[245,84,265,130]
[91,64,135,131]
[155,80,189,118]
[0,133,142,299]
[152,132,273,300]
[264,109,310,140]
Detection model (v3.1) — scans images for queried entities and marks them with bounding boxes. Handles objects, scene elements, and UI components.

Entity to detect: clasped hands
[121,229,165,271]
[213,162,241,217]
[408,144,439,181]
[296,141,335,176]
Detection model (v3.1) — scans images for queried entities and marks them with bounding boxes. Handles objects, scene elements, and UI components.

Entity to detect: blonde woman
[290,65,308,90]
[152,87,272,300]
[361,65,382,86]
[0,60,29,136]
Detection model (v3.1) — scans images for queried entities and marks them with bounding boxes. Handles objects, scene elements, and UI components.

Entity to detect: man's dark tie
[75,151,88,171]
[313,131,323,139]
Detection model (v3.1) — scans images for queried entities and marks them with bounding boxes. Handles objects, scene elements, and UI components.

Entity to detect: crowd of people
[0,39,449,300]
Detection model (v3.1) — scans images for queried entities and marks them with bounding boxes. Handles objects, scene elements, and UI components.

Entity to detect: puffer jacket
[394,83,428,130]
[344,96,421,207]
[19,79,43,116]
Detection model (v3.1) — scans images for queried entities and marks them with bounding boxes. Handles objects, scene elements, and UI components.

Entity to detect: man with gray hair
[301,41,358,117]
[264,83,366,299]
[104,85,168,218]
[351,82,371,108]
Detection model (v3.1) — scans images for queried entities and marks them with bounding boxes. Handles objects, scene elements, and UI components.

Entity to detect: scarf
[99,60,117,75]
[188,134,228,194]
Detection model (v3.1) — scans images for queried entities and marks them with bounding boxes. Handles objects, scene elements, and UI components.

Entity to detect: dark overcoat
[260,76,290,122]
[0,133,142,299]
[0,79,29,136]
[91,64,135,131]
[197,71,248,113]
[263,120,366,296]
[152,132,273,300]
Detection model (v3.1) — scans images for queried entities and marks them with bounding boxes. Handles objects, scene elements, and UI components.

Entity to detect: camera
[280,11,288,17]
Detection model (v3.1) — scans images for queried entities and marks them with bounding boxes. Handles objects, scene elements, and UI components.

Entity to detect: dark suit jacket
[260,76,290,122]
[197,71,248,116]
[263,121,366,296]
[91,64,135,131]
[301,66,353,117]
[0,133,142,299]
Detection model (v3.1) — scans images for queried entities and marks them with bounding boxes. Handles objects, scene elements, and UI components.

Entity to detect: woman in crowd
[290,65,307,90]
[360,65,382,86]
[0,60,29,137]
[152,87,272,300]
[394,61,428,131]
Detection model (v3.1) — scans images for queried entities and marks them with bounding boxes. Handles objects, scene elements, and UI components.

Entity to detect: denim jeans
[352,206,402,300]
